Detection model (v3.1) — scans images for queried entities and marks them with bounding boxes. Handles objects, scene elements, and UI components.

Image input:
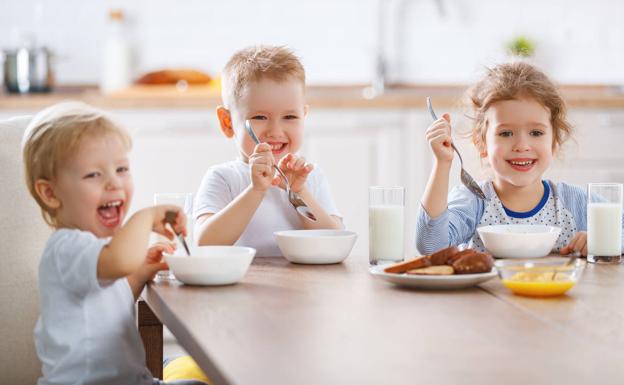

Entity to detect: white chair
[0,116,50,384]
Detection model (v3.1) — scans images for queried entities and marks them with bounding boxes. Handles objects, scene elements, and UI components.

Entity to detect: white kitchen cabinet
[304,109,429,257]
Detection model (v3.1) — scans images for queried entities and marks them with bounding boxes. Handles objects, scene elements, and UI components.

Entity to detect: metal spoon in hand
[426,97,487,200]
[244,120,317,222]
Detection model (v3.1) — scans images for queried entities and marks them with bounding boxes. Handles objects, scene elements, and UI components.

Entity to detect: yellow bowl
[495,257,585,297]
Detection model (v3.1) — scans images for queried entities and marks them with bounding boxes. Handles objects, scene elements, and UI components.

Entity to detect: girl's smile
[484,96,554,192]
[506,157,537,172]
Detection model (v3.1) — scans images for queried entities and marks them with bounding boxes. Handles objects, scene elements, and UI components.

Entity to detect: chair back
[0,116,50,384]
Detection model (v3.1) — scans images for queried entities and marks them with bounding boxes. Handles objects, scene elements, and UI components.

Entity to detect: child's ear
[216,106,234,138]
[34,179,61,209]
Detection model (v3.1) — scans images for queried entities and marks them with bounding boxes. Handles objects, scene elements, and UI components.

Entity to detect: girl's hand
[151,205,187,240]
[275,153,314,193]
[425,113,455,164]
[249,143,275,193]
[560,231,588,257]
[142,242,174,280]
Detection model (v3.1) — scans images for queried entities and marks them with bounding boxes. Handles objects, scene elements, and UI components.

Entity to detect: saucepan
[2,46,54,93]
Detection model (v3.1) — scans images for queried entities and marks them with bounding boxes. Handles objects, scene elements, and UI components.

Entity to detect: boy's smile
[229,78,308,162]
[484,96,554,192]
[53,134,133,237]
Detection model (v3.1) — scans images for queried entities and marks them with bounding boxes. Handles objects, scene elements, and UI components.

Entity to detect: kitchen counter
[2,84,624,110]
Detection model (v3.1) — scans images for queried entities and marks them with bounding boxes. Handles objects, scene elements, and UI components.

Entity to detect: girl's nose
[512,133,531,152]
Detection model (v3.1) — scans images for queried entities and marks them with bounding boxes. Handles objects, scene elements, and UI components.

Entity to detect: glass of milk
[369,186,405,265]
[587,183,623,264]
[153,192,194,279]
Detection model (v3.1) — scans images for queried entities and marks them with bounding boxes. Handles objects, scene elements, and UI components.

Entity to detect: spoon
[244,120,317,222]
[552,250,581,280]
[426,97,487,200]
[165,210,191,256]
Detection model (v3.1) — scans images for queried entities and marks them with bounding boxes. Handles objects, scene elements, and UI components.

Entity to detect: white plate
[369,265,497,290]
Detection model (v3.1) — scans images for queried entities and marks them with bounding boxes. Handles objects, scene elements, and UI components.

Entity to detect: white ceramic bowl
[274,230,357,264]
[165,246,256,285]
[477,224,561,258]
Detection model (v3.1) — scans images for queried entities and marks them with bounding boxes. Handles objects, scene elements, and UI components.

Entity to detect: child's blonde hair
[22,101,132,227]
[221,45,305,109]
[467,62,572,154]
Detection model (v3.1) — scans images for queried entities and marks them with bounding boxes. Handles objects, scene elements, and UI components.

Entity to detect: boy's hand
[151,205,187,240]
[249,143,275,192]
[142,242,174,280]
[425,113,455,164]
[275,153,313,193]
[560,231,588,256]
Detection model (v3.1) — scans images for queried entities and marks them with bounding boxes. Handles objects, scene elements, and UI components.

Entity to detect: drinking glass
[369,186,405,265]
[587,183,623,264]
[153,192,194,279]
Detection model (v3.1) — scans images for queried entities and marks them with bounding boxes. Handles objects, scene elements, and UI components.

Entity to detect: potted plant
[506,35,536,59]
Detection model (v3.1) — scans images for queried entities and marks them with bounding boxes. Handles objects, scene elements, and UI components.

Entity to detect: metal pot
[2,46,54,93]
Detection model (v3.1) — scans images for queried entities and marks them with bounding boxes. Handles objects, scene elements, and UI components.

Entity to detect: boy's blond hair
[221,45,305,109]
[22,101,132,227]
[467,61,573,154]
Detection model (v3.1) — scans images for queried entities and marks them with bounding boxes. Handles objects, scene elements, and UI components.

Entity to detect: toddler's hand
[143,242,174,280]
[425,113,455,164]
[560,231,588,257]
[249,143,275,192]
[151,205,187,240]
[275,153,313,193]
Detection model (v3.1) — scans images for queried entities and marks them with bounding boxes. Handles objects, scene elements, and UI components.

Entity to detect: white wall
[1,0,623,85]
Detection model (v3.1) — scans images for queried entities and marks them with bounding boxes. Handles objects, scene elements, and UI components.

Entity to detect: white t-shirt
[194,159,341,256]
[34,229,153,385]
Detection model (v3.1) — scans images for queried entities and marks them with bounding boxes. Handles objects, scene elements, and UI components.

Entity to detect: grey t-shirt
[34,229,153,385]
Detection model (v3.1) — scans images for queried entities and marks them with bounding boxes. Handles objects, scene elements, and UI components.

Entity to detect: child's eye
[83,172,100,179]
[117,166,129,173]
[498,131,512,137]
[530,130,544,137]
[284,115,299,120]
[251,115,267,120]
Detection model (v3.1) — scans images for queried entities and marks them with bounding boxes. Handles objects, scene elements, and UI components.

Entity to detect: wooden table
[143,256,624,385]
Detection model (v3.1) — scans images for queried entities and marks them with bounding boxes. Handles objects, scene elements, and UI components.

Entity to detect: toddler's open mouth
[97,200,124,228]
[507,158,536,172]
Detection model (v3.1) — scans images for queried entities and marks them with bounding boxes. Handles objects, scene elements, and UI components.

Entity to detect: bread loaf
[429,246,460,265]
[136,69,212,85]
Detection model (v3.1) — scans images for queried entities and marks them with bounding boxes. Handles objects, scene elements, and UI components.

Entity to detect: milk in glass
[587,202,622,256]
[369,205,404,263]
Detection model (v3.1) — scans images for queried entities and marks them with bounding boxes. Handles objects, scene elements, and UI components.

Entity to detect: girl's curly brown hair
[467,62,573,156]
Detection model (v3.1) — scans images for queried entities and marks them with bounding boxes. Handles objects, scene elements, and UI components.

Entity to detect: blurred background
[2,0,624,258]
[2,0,624,85]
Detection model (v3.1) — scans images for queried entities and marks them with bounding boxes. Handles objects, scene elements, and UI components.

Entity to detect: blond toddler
[23,101,206,385]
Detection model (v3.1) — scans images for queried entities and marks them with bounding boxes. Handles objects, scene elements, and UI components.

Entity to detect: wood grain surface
[144,255,624,385]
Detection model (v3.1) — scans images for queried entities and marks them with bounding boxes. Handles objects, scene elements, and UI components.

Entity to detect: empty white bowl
[477,224,561,258]
[165,246,256,285]
[274,230,357,264]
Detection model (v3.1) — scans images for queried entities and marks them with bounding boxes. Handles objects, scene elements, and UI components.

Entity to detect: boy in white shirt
[194,45,343,256]
[23,101,207,385]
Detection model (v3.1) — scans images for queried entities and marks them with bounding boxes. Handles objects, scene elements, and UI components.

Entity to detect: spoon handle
[165,210,191,256]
